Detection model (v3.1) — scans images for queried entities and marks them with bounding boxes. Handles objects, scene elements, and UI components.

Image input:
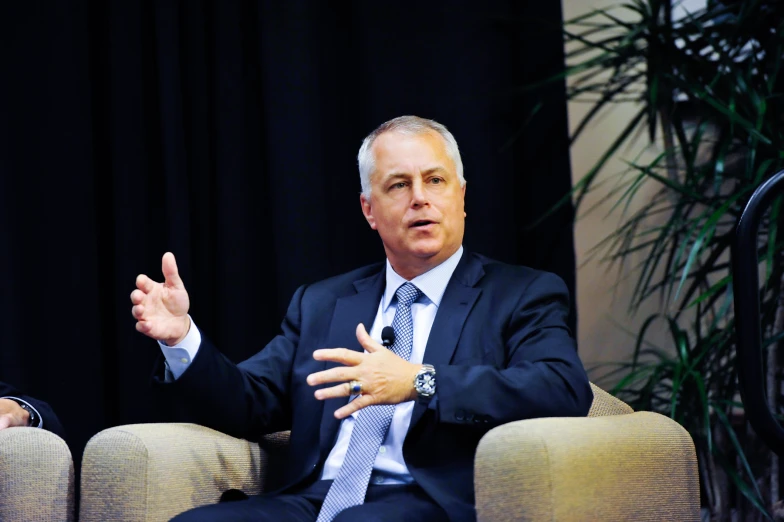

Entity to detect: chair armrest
[0,427,75,521]
[474,412,699,522]
[80,423,266,522]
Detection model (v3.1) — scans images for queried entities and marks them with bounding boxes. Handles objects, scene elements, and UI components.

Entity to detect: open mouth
[410,220,436,228]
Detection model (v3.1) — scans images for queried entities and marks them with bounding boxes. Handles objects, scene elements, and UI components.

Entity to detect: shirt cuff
[158,315,202,380]
[1,396,43,429]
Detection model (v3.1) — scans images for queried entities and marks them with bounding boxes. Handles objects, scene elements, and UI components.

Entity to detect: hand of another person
[131,252,191,346]
[307,324,421,419]
[0,398,30,429]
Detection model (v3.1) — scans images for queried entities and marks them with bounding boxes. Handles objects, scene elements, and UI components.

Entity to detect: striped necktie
[316,282,422,522]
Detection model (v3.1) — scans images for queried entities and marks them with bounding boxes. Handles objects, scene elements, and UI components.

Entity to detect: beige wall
[562,0,673,383]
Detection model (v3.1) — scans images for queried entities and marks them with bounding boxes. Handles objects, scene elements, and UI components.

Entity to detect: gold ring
[349,380,362,395]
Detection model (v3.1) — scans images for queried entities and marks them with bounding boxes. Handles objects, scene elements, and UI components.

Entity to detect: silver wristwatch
[414,364,436,403]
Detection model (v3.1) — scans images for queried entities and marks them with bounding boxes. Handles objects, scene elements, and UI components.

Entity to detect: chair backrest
[259,430,292,491]
[588,382,633,417]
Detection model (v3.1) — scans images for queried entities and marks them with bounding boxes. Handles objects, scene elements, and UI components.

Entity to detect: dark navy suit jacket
[153,251,592,521]
[0,380,66,439]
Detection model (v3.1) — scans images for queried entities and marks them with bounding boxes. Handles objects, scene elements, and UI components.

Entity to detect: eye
[429,177,444,184]
[389,182,407,190]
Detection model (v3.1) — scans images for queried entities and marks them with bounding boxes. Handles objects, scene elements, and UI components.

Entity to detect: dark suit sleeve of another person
[0,380,66,439]
[429,268,593,431]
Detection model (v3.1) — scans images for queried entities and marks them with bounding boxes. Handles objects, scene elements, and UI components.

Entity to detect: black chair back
[733,169,784,456]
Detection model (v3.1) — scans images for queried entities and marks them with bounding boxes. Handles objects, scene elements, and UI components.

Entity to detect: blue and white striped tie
[316,282,422,522]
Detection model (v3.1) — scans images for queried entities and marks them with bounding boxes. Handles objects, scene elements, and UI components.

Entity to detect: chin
[407,242,445,260]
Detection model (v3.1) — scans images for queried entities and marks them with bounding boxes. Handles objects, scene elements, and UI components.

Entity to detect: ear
[461,184,467,217]
[360,194,377,230]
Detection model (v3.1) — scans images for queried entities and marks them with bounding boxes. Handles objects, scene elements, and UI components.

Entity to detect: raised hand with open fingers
[130,252,191,346]
[306,323,421,419]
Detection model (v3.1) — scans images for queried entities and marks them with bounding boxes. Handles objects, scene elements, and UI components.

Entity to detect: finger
[314,383,352,400]
[130,289,146,305]
[135,321,152,334]
[355,323,380,353]
[335,395,373,419]
[136,274,156,293]
[312,348,364,365]
[0,416,11,430]
[307,366,357,386]
[162,252,184,289]
[132,304,145,320]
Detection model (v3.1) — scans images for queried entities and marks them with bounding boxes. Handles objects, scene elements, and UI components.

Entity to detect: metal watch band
[15,400,38,427]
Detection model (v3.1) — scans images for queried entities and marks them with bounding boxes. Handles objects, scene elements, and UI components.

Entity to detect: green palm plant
[553,0,784,518]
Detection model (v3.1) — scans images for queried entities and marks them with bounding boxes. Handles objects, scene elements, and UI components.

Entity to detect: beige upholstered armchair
[0,427,75,521]
[79,384,699,521]
[474,384,699,521]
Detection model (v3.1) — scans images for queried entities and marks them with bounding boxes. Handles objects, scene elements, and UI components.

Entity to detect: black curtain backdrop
[0,0,574,476]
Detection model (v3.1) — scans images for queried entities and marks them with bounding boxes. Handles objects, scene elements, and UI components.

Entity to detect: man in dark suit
[131,115,592,521]
[0,380,66,439]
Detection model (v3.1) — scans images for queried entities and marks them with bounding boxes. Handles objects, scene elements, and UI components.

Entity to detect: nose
[411,179,428,208]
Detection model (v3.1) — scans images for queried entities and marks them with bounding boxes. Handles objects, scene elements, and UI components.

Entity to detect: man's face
[360,130,466,278]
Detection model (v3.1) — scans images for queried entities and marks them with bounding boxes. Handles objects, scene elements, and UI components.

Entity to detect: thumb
[0,416,11,430]
[355,323,379,353]
[162,252,184,289]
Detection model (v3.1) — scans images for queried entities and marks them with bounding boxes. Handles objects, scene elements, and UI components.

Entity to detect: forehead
[370,130,454,177]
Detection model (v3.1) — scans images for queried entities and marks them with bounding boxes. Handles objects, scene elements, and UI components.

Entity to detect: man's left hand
[0,399,30,430]
[307,323,420,419]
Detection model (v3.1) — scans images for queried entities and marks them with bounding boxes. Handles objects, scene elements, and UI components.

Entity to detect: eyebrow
[382,167,448,181]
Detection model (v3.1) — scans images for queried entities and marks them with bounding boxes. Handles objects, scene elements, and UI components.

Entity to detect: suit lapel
[318,268,386,458]
[410,252,484,428]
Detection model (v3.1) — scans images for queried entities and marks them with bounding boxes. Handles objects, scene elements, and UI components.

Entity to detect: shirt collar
[382,246,464,311]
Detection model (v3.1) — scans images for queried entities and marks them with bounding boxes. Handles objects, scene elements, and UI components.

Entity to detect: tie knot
[395,282,422,307]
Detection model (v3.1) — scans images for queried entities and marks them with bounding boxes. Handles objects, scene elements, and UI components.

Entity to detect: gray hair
[357,115,465,199]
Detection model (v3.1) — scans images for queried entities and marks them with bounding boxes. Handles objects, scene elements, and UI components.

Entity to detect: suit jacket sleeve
[150,284,308,441]
[0,380,66,439]
[431,271,592,430]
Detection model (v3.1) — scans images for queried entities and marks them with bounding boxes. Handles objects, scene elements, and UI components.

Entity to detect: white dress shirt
[160,246,464,485]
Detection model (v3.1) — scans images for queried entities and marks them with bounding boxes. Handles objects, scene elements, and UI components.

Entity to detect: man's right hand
[131,252,191,346]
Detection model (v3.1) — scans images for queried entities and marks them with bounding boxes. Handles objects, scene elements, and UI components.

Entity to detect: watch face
[416,370,436,396]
